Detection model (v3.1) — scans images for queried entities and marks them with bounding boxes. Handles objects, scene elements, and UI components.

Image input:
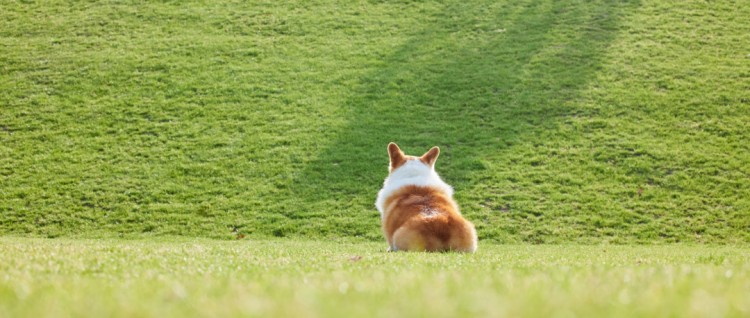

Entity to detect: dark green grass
[1,1,748,242]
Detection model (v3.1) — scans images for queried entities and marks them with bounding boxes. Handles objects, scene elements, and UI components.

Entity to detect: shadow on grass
[280,0,641,239]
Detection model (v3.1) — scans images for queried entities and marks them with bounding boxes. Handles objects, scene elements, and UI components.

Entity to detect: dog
[375,143,477,252]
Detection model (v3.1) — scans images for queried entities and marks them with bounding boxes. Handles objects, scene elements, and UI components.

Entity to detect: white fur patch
[375,159,453,216]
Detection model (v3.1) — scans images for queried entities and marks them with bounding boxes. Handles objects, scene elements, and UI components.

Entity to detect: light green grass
[1,0,749,243]
[1,238,749,318]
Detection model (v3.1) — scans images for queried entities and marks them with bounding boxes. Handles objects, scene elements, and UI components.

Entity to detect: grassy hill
[1,0,748,243]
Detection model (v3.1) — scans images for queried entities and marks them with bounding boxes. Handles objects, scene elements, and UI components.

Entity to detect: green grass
[2,2,747,315]
[1,238,749,318]
[1,0,749,243]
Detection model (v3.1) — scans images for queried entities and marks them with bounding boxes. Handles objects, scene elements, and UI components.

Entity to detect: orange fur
[377,143,477,253]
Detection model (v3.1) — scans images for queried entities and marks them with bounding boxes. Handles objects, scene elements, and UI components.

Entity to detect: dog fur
[375,143,477,252]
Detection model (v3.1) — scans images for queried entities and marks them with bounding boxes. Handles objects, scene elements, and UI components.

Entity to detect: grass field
[1,0,748,243]
[2,1,748,316]
[1,238,749,318]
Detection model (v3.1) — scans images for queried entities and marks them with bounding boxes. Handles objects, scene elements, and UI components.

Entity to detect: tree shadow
[282,0,641,239]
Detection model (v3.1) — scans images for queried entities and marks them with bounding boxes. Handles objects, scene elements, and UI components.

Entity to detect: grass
[2,2,747,316]
[1,238,749,318]
[1,0,749,243]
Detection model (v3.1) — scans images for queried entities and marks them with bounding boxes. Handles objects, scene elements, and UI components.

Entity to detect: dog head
[387,142,440,173]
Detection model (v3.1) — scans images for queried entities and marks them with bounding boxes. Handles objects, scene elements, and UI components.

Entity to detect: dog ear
[388,142,405,171]
[420,146,440,167]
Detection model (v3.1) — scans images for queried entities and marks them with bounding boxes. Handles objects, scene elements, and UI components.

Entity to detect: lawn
[1,1,748,315]
[1,238,749,318]
[2,0,748,243]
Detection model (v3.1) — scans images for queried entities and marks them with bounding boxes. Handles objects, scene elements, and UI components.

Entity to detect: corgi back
[375,143,477,253]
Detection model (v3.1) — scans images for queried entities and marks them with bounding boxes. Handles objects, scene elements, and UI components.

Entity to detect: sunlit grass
[1,238,748,317]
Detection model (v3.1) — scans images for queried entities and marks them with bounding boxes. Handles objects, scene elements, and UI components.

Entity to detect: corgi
[375,143,477,252]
